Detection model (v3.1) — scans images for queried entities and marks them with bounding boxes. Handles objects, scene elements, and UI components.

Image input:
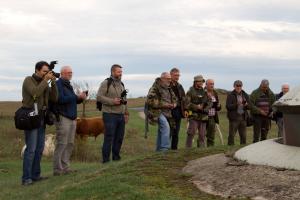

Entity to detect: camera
[84,90,88,96]
[49,61,60,78]
[120,89,129,105]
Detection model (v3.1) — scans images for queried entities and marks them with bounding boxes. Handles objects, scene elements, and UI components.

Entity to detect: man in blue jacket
[53,66,86,176]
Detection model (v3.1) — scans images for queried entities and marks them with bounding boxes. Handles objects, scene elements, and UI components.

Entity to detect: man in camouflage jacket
[185,75,211,148]
[146,72,177,151]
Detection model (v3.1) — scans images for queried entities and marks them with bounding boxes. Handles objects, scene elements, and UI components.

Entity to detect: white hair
[60,66,72,73]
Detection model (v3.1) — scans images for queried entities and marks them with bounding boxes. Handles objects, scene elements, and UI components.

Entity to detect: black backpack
[96,78,125,111]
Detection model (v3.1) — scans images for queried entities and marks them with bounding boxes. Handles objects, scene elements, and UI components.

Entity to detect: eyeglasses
[235,85,242,87]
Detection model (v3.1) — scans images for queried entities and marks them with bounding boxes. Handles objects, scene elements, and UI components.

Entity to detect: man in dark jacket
[53,66,86,176]
[169,68,185,150]
[226,80,251,145]
[250,79,275,143]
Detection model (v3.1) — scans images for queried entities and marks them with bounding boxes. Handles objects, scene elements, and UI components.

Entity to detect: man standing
[205,79,221,147]
[97,64,129,163]
[53,66,87,176]
[169,68,185,150]
[275,83,290,137]
[21,61,58,185]
[250,79,275,143]
[146,72,177,151]
[185,75,210,148]
[226,80,251,145]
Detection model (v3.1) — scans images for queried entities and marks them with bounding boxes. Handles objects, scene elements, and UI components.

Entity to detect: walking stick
[216,124,224,145]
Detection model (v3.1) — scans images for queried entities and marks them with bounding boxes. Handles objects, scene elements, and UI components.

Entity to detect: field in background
[0,94,280,199]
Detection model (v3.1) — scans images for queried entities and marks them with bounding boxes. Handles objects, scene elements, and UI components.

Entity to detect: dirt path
[183,153,300,200]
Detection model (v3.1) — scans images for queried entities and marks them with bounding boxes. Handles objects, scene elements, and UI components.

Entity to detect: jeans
[22,122,45,183]
[156,114,170,151]
[277,117,284,138]
[102,113,125,163]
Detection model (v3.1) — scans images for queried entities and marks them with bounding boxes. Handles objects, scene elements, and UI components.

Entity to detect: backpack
[96,77,125,111]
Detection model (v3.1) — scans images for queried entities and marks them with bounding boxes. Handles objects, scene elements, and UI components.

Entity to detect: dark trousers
[206,117,216,147]
[102,113,125,163]
[170,118,181,150]
[253,115,270,143]
[228,120,247,145]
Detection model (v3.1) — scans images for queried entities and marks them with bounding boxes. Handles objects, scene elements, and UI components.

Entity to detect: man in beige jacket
[97,64,129,163]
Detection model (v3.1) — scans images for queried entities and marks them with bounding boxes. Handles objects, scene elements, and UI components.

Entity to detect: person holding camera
[205,79,222,147]
[226,80,251,145]
[52,66,87,176]
[250,79,275,143]
[97,64,129,163]
[21,61,58,186]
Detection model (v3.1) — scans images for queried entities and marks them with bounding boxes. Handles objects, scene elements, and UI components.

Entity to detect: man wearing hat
[226,80,251,145]
[250,79,275,143]
[185,75,211,148]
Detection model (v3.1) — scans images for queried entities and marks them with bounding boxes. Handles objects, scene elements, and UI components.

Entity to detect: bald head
[60,66,73,80]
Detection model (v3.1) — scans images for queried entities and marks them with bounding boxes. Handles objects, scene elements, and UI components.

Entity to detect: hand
[197,104,203,110]
[113,98,121,105]
[78,92,87,100]
[125,114,129,124]
[44,71,55,81]
[260,110,268,116]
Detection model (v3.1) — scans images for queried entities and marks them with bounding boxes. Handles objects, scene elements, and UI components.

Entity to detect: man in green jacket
[250,79,275,143]
[21,61,58,186]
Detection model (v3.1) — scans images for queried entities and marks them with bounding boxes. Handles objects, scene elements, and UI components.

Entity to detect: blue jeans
[22,123,45,182]
[156,114,170,151]
[102,113,125,162]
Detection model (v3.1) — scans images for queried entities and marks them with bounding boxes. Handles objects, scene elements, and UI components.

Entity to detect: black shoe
[22,179,33,186]
[112,156,121,161]
[102,160,110,164]
[32,176,49,182]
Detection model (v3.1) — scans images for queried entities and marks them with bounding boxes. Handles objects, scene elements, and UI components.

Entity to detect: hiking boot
[22,179,33,186]
[32,176,49,182]
[63,168,77,175]
[53,171,64,176]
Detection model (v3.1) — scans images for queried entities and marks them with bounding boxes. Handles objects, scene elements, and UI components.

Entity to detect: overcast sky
[1,0,300,100]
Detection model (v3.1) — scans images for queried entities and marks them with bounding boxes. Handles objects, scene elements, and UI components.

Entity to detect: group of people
[21,62,129,186]
[20,62,289,186]
[146,68,290,151]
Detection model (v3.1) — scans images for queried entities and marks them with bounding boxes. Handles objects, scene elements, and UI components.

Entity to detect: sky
[1,0,300,100]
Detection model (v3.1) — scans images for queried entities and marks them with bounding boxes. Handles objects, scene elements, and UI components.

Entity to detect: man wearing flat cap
[226,80,251,145]
[250,79,275,143]
[185,75,212,148]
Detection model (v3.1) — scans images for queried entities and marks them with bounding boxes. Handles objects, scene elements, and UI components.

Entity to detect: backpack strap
[106,77,125,94]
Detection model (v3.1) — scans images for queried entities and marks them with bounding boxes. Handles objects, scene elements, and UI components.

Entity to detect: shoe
[32,176,49,182]
[63,168,77,175]
[112,156,121,161]
[102,160,110,164]
[22,179,33,186]
[53,171,64,176]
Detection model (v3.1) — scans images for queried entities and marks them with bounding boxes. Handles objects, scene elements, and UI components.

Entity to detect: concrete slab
[235,139,300,170]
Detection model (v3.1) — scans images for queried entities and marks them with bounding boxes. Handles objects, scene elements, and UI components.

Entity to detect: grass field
[0,95,279,199]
